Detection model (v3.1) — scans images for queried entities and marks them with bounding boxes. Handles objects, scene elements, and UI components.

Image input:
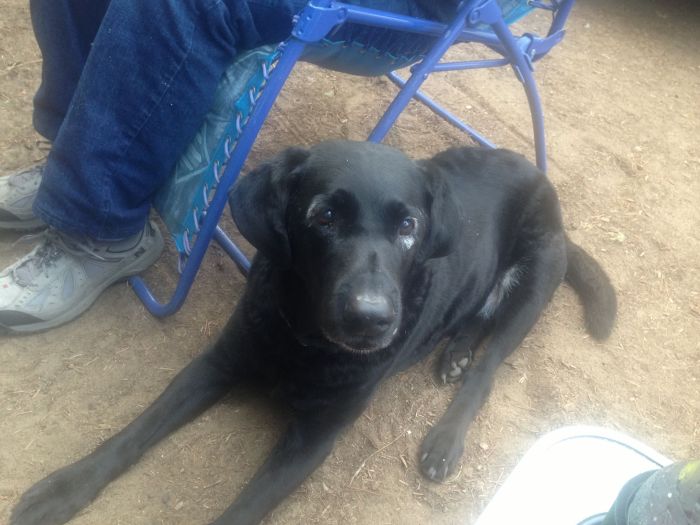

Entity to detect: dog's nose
[344,293,395,336]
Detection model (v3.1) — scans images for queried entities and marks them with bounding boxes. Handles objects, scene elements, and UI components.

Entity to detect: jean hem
[33,198,147,241]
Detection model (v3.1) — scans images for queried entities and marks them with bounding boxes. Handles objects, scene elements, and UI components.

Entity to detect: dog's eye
[315,208,335,227]
[398,217,416,236]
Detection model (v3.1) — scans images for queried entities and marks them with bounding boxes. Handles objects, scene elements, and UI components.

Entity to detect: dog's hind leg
[420,236,566,482]
[11,315,249,525]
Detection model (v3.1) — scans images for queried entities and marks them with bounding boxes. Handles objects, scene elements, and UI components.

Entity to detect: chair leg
[517,63,547,172]
[483,3,548,172]
[213,226,250,275]
[367,0,481,142]
[550,0,576,36]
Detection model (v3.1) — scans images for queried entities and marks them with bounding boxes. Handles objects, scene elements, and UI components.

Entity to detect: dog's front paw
[437,347,472,384]
[11,460,102,525]
[419,422,465,482]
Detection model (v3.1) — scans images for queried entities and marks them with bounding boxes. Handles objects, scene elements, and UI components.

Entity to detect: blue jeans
[30,0,431,240]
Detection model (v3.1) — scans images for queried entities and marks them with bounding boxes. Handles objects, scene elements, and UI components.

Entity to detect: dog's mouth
[322,324,400,354]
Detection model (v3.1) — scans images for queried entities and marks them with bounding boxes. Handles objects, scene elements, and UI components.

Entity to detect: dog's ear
[417,159,459,262]
[229,147,309,263]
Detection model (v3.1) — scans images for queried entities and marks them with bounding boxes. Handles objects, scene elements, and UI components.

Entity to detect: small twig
[0,59,42,78]
[349,430,408,486]
[3,59,42,72]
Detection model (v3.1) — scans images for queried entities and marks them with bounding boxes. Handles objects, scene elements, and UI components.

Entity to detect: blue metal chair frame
[129,0,575,317]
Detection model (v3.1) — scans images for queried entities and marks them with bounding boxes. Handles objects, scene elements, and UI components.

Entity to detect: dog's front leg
[210,406,361,525]
[420,238,567,482]
[11,317,247,525]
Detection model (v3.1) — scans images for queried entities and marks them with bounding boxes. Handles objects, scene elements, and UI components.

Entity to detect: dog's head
[230,140,457,353]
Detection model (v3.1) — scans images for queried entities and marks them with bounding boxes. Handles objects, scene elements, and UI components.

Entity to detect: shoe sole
[0,221,165,334]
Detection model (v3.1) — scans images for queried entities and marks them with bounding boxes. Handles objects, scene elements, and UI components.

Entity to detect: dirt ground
[1,1,698,524]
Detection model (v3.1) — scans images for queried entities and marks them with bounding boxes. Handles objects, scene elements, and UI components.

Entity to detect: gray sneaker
[0,164,45,230]
[0,221,164,333]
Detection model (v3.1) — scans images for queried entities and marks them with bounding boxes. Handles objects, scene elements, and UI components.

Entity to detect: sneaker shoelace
[11,228,106,287]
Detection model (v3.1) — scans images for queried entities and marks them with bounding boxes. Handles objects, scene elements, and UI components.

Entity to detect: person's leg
[34,0,296,241]
[0,0,109,232]
[0,0,299,333]
[0,1,163,334]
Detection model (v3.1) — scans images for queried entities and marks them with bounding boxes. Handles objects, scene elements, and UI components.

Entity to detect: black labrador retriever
[11,140,616,525]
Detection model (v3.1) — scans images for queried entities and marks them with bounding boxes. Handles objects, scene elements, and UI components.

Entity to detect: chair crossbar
[428,58,511,72]
[386,72,497,149]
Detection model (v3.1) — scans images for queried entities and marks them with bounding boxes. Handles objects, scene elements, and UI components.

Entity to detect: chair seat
[153,46,278,257]
[301,0,534,76]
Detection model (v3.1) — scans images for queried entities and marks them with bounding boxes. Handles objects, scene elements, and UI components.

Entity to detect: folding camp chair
[130,0,576,317]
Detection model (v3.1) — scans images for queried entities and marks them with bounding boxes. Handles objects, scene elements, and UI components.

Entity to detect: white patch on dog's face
[399,235,415,251]
[305,195,326,221]
[397,214,422,252]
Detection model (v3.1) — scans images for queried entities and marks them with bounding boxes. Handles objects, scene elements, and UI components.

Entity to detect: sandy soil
[1,1,698,524]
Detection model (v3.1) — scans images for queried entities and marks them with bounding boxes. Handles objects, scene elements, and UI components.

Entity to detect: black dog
[11,141,616,525]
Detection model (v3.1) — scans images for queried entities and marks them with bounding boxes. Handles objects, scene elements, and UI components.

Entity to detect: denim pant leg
[32,0,297,241]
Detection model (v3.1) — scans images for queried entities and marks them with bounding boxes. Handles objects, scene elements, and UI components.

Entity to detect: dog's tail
[564,237,617,340]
